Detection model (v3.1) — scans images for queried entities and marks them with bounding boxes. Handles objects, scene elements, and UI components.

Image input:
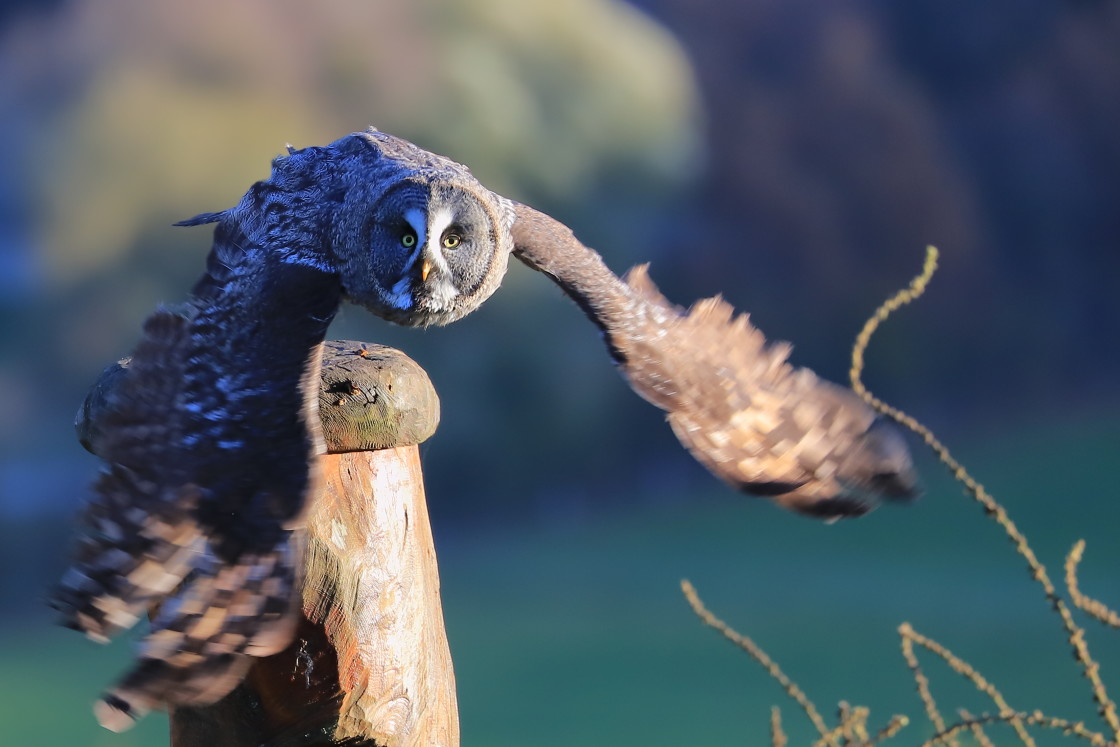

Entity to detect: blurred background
[1,0,1118,744]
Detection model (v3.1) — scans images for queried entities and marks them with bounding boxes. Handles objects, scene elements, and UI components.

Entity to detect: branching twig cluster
[682,579,908,747]
[682,247,1119,745]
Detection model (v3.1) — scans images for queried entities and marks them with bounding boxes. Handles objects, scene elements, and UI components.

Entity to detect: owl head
[180,129,515,328]
[325,131,516,327]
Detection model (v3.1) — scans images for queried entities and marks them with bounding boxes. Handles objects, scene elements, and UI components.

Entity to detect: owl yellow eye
[442,234,461,249]
[401,232,417,248]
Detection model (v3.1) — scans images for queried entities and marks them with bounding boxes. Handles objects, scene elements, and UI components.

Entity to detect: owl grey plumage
[52,130,515,730]
[54,128,915,732]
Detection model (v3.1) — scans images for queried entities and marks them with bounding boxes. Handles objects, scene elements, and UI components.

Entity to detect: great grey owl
[52,129,916,730]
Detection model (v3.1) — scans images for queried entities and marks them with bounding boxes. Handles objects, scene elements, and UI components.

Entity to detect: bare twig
[837,702,853,746]
[680,580,836,746]
[899,622,1032,746]
[921,711,1109,747]
[959,708,995,747]
[1066,540,1120,629]
[863,714,909,746]
[813,706,869,747]
[850,247,1120,743]
[899,626,954,747]
[771,706,788,747]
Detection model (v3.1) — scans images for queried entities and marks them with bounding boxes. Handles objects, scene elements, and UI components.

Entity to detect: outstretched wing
[511,203,917,518]
[53,217,341,730]
[55,310,203,643]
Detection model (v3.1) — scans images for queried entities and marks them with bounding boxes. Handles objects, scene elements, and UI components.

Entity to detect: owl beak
[421,258,433,282]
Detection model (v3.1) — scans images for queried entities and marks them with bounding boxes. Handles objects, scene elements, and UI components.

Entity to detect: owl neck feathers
[177,146,346,349]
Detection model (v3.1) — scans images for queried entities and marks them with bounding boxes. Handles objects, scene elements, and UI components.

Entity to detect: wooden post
[77,340,456,747]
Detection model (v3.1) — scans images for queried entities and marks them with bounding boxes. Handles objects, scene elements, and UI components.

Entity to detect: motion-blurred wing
[53,218,339,730]
[54,310,202,642]
[511,203,917,518]
[623,265,917,518]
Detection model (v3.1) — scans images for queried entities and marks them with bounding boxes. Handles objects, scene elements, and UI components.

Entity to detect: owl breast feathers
[53,129,916,730]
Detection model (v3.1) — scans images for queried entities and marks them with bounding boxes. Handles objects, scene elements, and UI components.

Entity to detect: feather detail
[94,536,301,731]
[622,269,917,516]
[174,211,227,227]
[57,210,340,725]
[53,310,202,641]
[512,202,918,518]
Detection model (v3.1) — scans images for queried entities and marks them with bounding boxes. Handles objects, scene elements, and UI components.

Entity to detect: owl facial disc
[325,131,515,327]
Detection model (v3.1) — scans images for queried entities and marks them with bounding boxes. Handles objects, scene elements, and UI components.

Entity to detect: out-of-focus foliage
[634,0,1120,415]
[0,0,699,478]
[5,0,697,288]
[0,0,1116,522]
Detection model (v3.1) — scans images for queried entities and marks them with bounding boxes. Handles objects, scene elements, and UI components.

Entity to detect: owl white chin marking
[427,276,460,309]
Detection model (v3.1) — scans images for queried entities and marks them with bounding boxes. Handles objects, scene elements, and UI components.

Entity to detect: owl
[52,130,516,730]
[53,129,916,730]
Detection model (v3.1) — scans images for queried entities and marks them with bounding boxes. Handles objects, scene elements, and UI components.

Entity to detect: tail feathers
[52,469,203,642]
[92,536,302,731]
[147,536,302,659]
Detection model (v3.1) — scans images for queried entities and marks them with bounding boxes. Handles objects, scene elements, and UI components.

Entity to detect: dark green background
[5,416,1120,745]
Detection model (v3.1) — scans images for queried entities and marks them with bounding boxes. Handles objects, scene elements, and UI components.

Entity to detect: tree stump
[77,340,456,747]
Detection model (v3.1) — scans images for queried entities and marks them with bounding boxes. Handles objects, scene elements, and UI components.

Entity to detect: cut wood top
[317,340,440,453]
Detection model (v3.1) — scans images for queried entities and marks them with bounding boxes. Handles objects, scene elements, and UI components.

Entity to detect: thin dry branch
[899,628,954,747]
[850,246,1120,743]
[1066,540,1120,629]
[836,702,867,746]
[680,580,836,746]
[850,707,870,744]
[837,702,853,746]
[813,707,869,747]
[959,708,996,747]
[920,711,1110,747]
[863,714,909,746]
[899,622,1032,746]
[771,706,788,747]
